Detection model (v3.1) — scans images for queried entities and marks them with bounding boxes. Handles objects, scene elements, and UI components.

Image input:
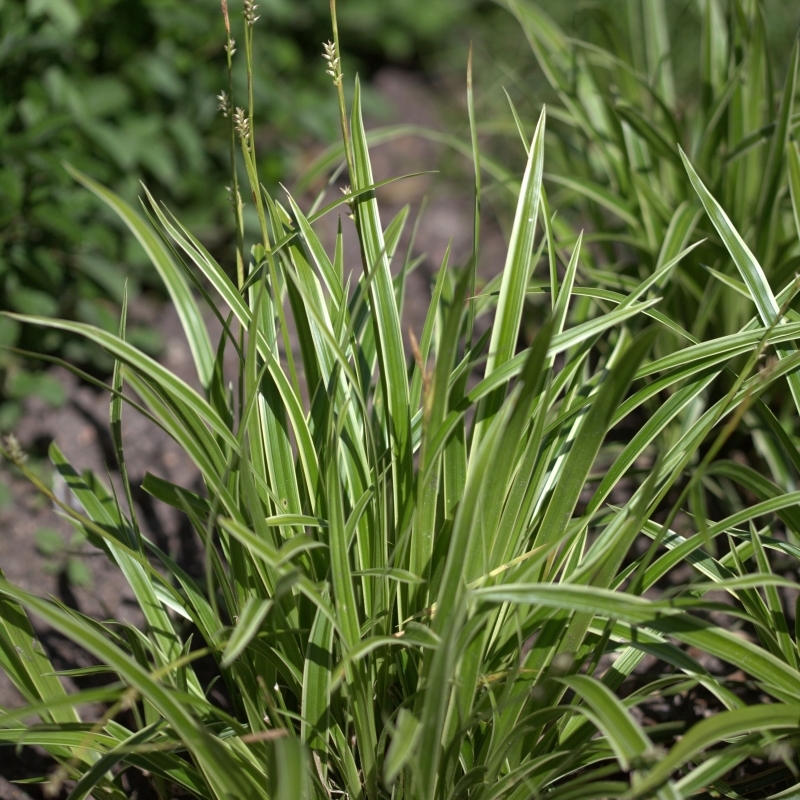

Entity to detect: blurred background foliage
[1,0,800,432]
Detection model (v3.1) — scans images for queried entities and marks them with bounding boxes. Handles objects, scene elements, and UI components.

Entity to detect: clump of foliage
[495,0,800,340]
[4,1,800,799]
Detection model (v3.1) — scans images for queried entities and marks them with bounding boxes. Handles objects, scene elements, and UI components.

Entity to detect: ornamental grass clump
[5,1,800,798]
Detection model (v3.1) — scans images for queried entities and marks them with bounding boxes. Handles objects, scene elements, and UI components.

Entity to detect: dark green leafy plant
[3,1,800,799]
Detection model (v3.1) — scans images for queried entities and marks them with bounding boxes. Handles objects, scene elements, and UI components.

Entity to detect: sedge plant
[486,0,800,345]
[4,1,800,799]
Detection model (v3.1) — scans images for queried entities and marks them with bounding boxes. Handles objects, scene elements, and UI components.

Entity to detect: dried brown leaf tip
[220,0,231,35]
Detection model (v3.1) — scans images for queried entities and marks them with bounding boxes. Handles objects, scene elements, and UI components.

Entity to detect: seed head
[243,0,259,26]
[3,434,27,467]
[233,107,250,141]
[340,185,356,219]
[226,185,243,207]
[225,39,236,56]
[323,40,343,86]
[217,90,231,118]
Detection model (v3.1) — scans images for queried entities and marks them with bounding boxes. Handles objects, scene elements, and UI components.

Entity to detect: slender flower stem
[243,1,257,137]
[220,0,244,290]
[466,43,480,346]
[330,0,355,185]
[237,4,301,401]
[220,0,246,427]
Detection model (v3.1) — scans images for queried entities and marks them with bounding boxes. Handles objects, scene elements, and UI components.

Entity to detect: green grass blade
[411,269,470,601]
[544,173,641,229]
[326,418,378,798]
[467,43,481,343]
[788,140,800,240]
[49,444,189,677]
[679,147,800,412]
[528,329,657,570]
[482,320,553,571]
[384,709,421,787]
[756,34,799,226]
[221,597,272,668]
[65,722,164,800]
[476,106,546,443]
[410,243,450,413]
[552,233,581,336]
[0,580,267,799]
[109,284,141,550]
[643,0,676,108]
[350,77,412,524]
[473,583,800,697]
[557,675,651,772]
[8,314,237,451]
[301,605,333,771]
[218,517,337,629]
[631,704,800,798]
[614,103,681,168]
[64,164,214,389]
[0,583,80,724]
